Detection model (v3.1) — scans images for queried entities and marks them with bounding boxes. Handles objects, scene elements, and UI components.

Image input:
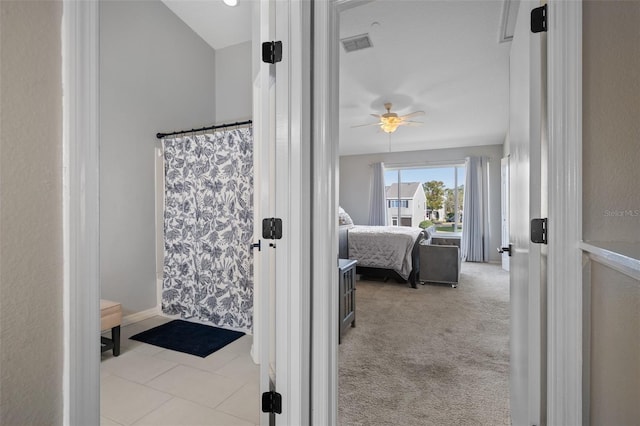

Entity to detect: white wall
[215,41,252,123]
[339,144,503,262]
[583,2,640,423]
[588,263,640,424]
[100,0,216,314]
[582,1,640,244]
[0,1,64,423]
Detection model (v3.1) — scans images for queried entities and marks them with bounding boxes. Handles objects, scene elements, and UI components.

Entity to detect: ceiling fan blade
[351,122,381,128]
[400,111,425,119]
[370,114,382,118]
[402,121,424,127]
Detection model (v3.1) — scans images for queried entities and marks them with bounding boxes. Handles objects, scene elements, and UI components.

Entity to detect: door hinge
[531,218,548,244]
[261,391,282,414]
[531,4,547,33]
[251,240,261,251]
[262,218,283,240]
[262,41,283,64]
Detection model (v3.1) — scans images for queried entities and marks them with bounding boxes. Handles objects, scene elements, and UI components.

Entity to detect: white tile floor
[101,316,259,426]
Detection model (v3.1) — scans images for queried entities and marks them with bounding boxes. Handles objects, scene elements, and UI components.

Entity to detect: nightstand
[338,258,357,343]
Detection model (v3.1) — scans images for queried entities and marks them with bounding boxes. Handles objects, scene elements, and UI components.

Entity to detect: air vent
[341,33,372,53]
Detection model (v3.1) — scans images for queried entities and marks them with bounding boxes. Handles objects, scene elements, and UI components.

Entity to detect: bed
[338,209,425,288]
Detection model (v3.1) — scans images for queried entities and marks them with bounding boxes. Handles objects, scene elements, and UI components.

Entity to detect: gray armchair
[418,236,462,288]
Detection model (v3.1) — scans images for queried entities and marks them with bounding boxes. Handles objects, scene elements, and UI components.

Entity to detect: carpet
[338,262,510,426]
[129,319,245,358]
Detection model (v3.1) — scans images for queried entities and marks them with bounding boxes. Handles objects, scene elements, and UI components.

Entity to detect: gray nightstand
[338,259,357,343]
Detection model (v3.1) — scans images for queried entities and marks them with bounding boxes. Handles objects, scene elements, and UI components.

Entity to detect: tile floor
[100,316,259,426]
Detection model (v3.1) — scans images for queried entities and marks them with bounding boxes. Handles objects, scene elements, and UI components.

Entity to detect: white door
[509,1,548,425]
[255,0,277,424]
[257,1,310,424]
[500,157,510,271]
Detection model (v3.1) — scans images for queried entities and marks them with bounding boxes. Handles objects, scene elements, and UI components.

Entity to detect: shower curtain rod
[156,119,252,139]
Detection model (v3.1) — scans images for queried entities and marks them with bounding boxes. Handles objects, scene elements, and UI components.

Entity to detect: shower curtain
[161,128,253,331]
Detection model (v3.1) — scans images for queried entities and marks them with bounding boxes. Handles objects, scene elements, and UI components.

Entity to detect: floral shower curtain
[161,128,253,331]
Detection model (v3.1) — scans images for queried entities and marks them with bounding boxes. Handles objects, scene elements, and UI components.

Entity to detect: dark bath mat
[130,319,245,358]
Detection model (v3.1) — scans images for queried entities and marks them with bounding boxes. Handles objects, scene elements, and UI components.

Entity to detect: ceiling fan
[352,102,425,134]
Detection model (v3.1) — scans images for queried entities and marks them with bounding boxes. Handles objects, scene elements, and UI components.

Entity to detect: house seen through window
[384,165,465,233]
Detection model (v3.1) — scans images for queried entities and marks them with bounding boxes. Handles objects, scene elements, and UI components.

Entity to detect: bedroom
[335,1,510,423]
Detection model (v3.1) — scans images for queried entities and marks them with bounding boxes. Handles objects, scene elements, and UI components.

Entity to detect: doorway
[97,1,259,425]
[314,0,585,424]
[335,1,511,423]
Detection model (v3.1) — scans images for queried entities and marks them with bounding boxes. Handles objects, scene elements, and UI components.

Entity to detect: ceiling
[162,0,252,50]
[162,0,515,156]
[339,1,512,155]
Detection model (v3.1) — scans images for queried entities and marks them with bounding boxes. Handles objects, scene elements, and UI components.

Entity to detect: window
[385,164,465,232]
[388,199,408,208]
[390,216,412,226]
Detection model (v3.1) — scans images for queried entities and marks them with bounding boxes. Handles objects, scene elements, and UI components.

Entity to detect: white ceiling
[339,1,512,155]
[162,0,514,156]
[162,0,252,50]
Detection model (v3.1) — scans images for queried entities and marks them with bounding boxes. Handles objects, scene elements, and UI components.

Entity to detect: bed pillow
[338,206,354,227]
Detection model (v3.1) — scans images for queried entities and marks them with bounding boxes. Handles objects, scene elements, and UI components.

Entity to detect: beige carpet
[338,262,510,426]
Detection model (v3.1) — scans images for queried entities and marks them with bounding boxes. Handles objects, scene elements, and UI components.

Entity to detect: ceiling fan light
[353,102,422,134]
[223,0,238,6]
[380,115,401,133]
[381,123,398,133]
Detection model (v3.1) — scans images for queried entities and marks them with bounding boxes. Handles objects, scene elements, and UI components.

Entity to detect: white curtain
[369,162,387,226]
[461,156,488,262]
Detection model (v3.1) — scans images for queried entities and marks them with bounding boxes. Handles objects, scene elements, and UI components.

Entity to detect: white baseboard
[122,306,161,327]
[250,343,259,365]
